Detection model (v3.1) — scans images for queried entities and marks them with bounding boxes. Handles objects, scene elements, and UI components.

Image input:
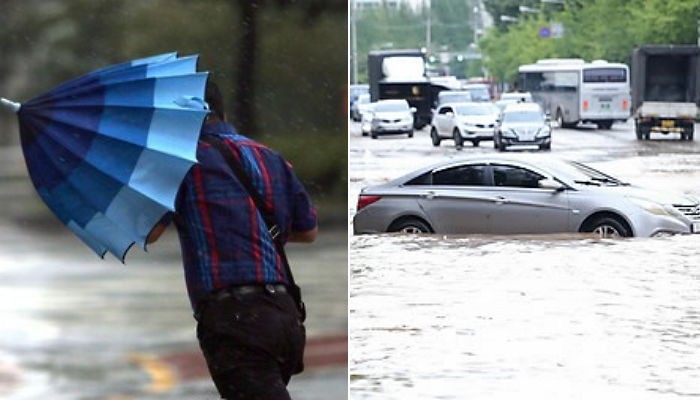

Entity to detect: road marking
[128,353,177,393]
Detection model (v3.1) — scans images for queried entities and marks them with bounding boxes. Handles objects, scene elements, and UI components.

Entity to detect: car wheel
[497,141,507,152]
[430,127,441,147]
[472,140,479,147]
[581,216,631,238]
[371,131,378,139]
[453,129,463,148]
[539,143,551,151]
[408,130,414,138]
[388,218,432,234]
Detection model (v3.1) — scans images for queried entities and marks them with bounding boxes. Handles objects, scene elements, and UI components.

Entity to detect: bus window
[583,68,627,83]
[542,71,578,92]
[519,72,544,92]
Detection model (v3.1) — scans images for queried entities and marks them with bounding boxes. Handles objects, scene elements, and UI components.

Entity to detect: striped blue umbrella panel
[13,53,208,261]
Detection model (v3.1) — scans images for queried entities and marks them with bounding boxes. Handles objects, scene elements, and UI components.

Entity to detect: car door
[415,163,493,234]
[435,106,454,137]
[485,164,571,234]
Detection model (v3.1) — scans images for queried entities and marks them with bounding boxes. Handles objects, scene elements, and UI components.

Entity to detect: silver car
[430,102,500,148]
[495,102,552,151]
[368,99,415,139]
[353,155,700,237]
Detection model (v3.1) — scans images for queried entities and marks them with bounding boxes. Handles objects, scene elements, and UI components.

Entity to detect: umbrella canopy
[1,53,209,261]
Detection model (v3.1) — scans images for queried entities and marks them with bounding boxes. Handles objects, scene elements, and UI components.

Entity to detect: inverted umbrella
[1,53,209,261]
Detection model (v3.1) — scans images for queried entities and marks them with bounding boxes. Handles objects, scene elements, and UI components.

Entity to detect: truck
[631,45,700,141]
[367,49,434,129]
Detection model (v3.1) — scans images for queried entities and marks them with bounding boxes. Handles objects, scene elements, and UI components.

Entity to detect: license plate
[661,119,675,128]
[693,222,700,233]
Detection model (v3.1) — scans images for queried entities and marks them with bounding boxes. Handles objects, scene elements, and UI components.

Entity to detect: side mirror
[539,178,564,191]
[410,107,417,113]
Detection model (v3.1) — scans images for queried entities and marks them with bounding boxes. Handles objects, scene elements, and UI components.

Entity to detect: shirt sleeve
[284,161,318,233]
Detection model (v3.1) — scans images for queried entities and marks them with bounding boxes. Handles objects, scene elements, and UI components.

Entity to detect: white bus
[517,59,631,129]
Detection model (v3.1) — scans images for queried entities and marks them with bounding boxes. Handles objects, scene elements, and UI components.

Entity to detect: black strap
[200,135,306,320]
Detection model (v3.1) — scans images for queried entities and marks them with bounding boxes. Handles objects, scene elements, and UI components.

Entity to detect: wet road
[349,120,700,399]
[0,162,347,400]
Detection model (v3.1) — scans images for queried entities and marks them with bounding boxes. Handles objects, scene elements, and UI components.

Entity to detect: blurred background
[0,1,347,399]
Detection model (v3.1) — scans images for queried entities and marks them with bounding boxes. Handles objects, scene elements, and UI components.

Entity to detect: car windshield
[455,104,497,116]
[375,102,408,112]
[502,110,544,123]
[557,161,628,186]
[441,93,471,103]
[465,87,490,101]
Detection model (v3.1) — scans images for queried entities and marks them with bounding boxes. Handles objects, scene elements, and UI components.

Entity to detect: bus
[517,59,631,129]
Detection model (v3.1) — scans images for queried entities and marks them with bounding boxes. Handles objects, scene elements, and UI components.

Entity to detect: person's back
[149,81,317,399]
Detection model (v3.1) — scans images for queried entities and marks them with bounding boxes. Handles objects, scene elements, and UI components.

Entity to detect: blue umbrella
[1,53,209,261]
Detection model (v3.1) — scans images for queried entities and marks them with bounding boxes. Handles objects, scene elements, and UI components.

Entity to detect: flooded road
[349,121,700,399]
[0,162,347,400]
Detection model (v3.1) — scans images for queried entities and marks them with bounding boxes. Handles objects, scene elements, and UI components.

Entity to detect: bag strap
[200,135,305,317]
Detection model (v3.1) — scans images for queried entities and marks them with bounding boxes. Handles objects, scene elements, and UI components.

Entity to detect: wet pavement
[0,148,347,400]
[349,120,700,399]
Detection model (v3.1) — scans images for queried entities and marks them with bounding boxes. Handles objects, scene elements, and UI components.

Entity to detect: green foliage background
[353,0,700,87]
[0,0,347,224]
[480,0,700,84]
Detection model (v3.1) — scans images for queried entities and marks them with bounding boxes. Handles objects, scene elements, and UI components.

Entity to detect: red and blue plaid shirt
[174,121,317,309]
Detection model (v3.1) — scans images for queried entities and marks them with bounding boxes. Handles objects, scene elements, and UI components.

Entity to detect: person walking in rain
[148,80,318,399]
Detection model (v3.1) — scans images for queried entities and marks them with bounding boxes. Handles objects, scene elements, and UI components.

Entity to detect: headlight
[501,129,517,138]
[627,197,680,218]
[535,127,551,138]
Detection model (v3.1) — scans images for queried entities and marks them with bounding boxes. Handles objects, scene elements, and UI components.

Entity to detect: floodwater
[351,234,700,399]
[349,121,700,399]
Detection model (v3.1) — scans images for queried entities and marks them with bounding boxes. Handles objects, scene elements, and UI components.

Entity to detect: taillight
[357,195,382,211]
[622,99,629,110]
[582,100,589,111]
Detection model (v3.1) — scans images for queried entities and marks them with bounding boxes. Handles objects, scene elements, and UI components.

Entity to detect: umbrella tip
[1,98,21,113]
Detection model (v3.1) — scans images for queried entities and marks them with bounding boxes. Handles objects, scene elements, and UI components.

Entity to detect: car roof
[375,99,408,105]
[371,154,568,189]
[500,92,531,99]
[502,102,542,113]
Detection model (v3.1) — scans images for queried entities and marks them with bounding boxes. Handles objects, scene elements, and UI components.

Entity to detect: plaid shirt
[174,121,317,309]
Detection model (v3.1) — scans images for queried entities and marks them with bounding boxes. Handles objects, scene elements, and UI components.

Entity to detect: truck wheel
[430,127,441,146]
[453,129,463,148]
[684,124,694,141]
[597,120,613,130]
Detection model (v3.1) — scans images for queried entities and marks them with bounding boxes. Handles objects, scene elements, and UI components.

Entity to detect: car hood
[585,185,697,206]
[501,122,545,131]
[459,115,497,124]
[373,111,411,119]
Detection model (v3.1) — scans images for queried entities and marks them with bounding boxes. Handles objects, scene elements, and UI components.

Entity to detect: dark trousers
[196,286,306,399]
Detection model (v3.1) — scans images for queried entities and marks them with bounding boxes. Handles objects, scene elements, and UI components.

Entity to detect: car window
[432,164,488,186]
[375,102,408,112]
[492,165,545,188]
[438,106,452,115]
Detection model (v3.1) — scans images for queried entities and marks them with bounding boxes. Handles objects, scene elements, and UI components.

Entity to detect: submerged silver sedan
[353,155,700,237]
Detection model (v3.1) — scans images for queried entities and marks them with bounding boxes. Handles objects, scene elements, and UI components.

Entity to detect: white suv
[430,102,500,148]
